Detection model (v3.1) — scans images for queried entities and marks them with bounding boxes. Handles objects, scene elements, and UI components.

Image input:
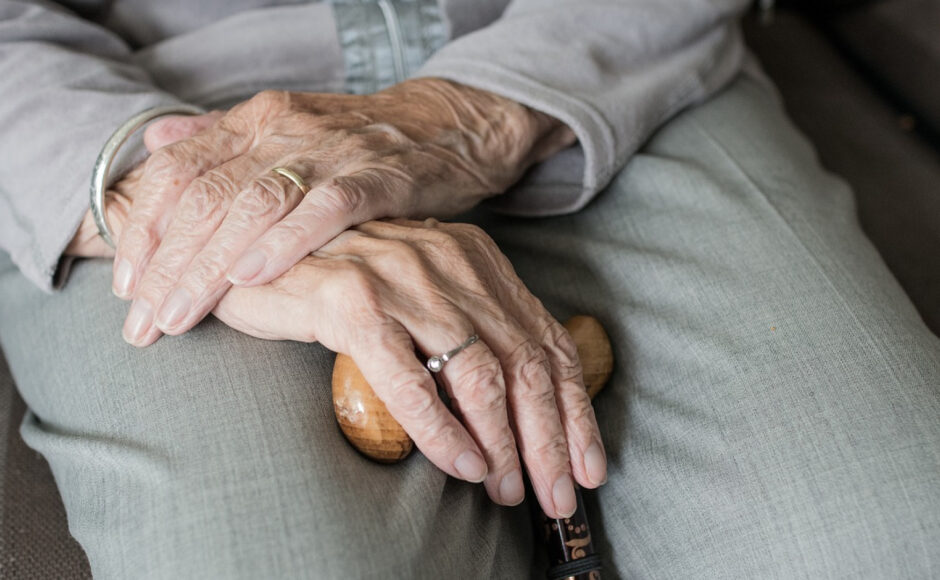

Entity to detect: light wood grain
[332,316,614,463]
[332,352,414,463]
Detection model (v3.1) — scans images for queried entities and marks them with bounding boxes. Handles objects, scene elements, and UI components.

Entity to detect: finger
[482,319,576,519]
[122,151,276,346]
[529,315,606,489]
[227,169,403,287]
[462,228,606,490]
[143,111,225,152]
[113,114,254,299]
[351,321,489,484]
[414,289,573,517]
[400,304,524,507]
[360,220,582,517]
[153,166,309,335]
[468,238,607,489]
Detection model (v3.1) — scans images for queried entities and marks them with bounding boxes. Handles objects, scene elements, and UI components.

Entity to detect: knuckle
[238,178,289,217]
[543,322,583,383]
[489,438,519,464]
[375,239,423,270]
[186,253,228,285]
[343,130,375,152]
[388,376,437,420]
[339,262,373,293]
[564,396,597,426]
[269,217,312,246]
[330,263,382,316]
[427,229,464,255]
[140,261,178,292]
[456,359,506,412]
[250,89,290,112]
[145,147,182,175]
[357,123,410,151]
[216,112,253,138]
[183,176,234,222]
[121,219,157,250]
[318,178,364,217]
[414,229,472,271]
[512,342,552,388]
[420,419,462,450]
[529,436,570,466]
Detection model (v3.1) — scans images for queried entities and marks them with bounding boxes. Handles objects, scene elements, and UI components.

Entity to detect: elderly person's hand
[110,79,575,347]
[69,177,607,518]
[65,110,225,259]
[213,218,607,519]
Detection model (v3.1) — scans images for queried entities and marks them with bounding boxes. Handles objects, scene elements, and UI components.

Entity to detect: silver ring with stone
[427,334,479,373]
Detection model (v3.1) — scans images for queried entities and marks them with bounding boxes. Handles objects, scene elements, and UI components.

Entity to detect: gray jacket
[0,0,749,291]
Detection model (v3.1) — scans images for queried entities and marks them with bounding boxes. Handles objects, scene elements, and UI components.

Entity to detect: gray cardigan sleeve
[0,0,750,291]
[0,0,185,292]
[416,0,750,216]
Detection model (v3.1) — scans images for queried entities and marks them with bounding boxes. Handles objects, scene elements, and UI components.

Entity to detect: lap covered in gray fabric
[0,73,938,578]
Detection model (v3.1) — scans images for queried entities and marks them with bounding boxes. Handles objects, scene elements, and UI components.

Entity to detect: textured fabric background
[0,352,91,578]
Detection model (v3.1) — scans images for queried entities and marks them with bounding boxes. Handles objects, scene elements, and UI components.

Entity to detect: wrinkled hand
[212,218,607,518]
[66,111,225,258]
[110,79,574,347]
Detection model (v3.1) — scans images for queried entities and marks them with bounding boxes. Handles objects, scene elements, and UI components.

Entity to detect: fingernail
[552,473,577,518]
[123,299,154,344]
[113,259,134,298]
[584,442,608,487]
[499,470,525,506]
[156,288,191,330]
[228,250,267,285]
[454,451,487,483]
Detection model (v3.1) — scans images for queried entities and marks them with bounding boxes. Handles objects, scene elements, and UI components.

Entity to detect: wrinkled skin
[66,80,603,518]
[104,79,574,347]
[71,210,607,518]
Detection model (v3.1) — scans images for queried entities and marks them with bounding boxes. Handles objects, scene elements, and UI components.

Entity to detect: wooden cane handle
[332,316,613,463]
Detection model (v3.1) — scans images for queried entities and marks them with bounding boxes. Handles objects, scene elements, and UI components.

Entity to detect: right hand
[108,81,573,347]
[213,218,607,519]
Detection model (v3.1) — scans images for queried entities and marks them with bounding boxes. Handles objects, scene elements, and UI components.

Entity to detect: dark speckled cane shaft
[543,486,602,580]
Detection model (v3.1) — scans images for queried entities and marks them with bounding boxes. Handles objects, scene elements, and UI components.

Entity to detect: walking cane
[332,315,613,579]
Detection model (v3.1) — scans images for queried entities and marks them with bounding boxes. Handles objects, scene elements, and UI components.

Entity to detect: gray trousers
[1,75,938,579]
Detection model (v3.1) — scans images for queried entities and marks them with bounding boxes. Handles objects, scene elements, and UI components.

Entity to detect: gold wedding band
[271,167,309,193]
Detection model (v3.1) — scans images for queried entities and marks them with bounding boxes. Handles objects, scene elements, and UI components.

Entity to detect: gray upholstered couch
[1,2,937,577]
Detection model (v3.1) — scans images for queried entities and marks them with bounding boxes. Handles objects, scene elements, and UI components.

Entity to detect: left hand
[213,218,607,519]
[111,79,574,347]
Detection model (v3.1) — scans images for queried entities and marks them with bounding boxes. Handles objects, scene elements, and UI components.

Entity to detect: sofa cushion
[824,0,940,136]
[744,10,940,335]
[778,0,876,10]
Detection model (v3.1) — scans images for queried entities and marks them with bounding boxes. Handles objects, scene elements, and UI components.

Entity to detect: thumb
[143,111,225,152]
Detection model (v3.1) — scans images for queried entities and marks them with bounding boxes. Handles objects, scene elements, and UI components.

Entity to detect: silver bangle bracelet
[90,104,205,248]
